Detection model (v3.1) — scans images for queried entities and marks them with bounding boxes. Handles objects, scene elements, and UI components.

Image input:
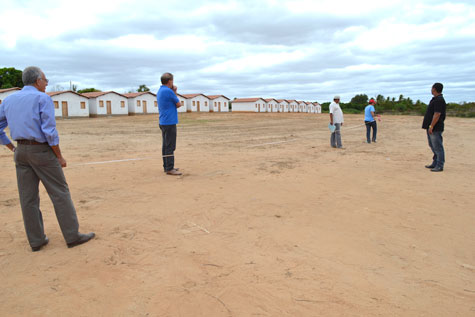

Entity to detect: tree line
[320,93,475,118]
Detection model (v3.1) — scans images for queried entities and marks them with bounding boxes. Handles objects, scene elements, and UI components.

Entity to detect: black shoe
[430,167,443,172]
[67,232,95,248]
[32,237,49,252]
[425,164,436,169]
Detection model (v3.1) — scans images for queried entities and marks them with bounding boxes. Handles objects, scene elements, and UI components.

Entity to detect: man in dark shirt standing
[422,83,446,172]
[157,72,183,175]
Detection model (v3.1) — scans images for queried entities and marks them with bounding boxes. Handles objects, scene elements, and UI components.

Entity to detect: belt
[16,139,48,145]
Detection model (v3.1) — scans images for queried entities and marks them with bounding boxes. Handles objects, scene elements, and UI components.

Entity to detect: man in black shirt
[422,83,446,172]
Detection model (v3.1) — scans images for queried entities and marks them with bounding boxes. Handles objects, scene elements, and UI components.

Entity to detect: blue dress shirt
[0,86,59,146]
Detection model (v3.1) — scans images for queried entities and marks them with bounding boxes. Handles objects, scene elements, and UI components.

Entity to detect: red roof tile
[233,98,264,103]
[181,93,208,99]
[47,90,88,98]
[81,91,126,98]
[206,95,230,100]
[123,92,156,98]
[0,87,21,93]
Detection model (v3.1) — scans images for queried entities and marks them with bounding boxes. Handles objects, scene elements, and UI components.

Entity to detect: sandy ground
[0,112,474,316]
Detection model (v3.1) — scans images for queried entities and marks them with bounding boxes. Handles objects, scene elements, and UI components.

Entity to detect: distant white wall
[211,97,230,112]
[51,92,89,117]
[128,93,157,114]
[177,95,187,113]
[232,101,258,112]
[93,93,128,115]
[187,95,211,112]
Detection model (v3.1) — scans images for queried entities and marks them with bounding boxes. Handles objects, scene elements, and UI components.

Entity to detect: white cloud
[1,0,474,102]
[201,49,309,73]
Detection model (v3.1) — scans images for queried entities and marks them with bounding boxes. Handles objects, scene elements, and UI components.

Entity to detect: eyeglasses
[40,77,49,84]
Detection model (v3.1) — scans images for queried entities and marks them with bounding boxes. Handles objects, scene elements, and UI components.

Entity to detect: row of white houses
[1,88,322,117]
[232,98,322,113]
[0,88,231,117]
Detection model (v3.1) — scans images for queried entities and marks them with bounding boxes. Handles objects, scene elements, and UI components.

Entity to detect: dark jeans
[365,121,377,143]
[427,130,445,169]
[160,124,177,172]
[14,144,80,247]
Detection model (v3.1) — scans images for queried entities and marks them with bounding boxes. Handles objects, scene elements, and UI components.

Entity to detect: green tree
[137,84,150,92]
[0,67,23,89]
[321,102,330,112]
[77,88,101,93]
[346,94,368,111]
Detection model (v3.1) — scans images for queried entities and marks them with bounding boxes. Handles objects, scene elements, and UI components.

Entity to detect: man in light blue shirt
[364,98,377,143]
[0,66,94,251]
[157,72,183,175]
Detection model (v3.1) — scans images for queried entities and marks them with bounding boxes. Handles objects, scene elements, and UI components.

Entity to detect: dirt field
[1,113,474,316]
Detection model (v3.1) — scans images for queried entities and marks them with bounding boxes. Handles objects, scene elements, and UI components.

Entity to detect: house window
[99,100,104,107]
[137,100,141,107]
[181,101,185,107]
[54,101,59,109]
[205,101,208,107]
[193,101,195,107]
[80,101,86,109]
[120,101,125,108]
[154,101,158,107]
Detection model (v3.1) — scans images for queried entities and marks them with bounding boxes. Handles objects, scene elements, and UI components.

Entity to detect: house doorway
[61,101,68,117]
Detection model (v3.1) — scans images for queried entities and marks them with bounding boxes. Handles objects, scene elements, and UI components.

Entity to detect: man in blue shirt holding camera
[157,72,183,175]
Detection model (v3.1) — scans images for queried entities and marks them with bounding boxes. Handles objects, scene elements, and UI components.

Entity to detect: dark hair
[432,82,443,93]
[161,72,173,85]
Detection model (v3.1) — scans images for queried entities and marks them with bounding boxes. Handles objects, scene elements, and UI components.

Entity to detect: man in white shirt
[329,95,344,148]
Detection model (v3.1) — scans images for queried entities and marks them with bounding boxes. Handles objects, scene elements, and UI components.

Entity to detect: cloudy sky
[1,0,474,103]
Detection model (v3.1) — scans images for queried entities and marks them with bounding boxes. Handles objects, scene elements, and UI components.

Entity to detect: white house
[276,99,289,113]
[306,102,314,113]
[0,87,21,104]
[124,92,157,115]
[287,100,298,113]
[181,94,211,112]
[264,98,279,113]
[207,95,230,112]
[296,101,305,113]
[81,91,128,116]
[232,98,267,112]
[314,102,322,113]
[47,91,90,117]
[175,93,188,113]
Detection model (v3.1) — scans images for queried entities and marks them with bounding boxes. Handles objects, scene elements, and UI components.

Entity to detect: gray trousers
[330,123,342,148]
[14,144,80,247]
